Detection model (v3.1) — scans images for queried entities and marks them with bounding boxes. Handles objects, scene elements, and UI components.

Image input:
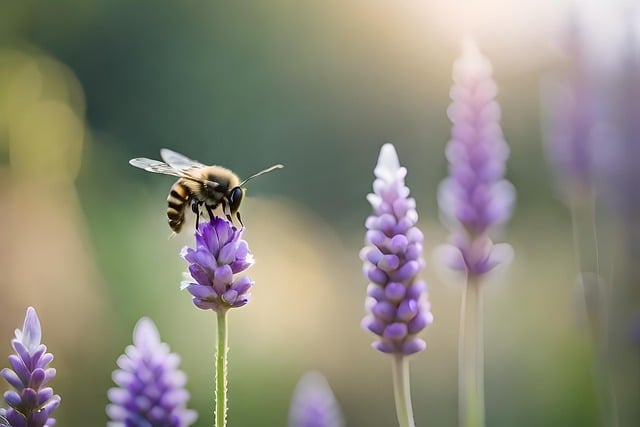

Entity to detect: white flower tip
[461,36,479,56]
[454,37,492,80]
[18,306,42,352]
[377,143,400,173]
[133,317,161,348]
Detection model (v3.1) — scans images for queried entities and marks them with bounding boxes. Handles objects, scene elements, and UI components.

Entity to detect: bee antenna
[240,164,284,186]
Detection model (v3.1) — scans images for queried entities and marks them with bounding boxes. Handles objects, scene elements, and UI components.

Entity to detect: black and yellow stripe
[166,179,191,233]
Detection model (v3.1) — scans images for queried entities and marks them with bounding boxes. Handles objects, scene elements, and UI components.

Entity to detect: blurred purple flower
[361,143,433,355]
[542,13,601,201]
[181,218,255,313]
[288,372,343,427]
[594,8,640,222]
[106,317,197,427]
[0,307,60,427]
[438,40,515,277]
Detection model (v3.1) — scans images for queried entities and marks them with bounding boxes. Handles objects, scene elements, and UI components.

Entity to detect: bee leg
[192,200,202,229]
[236,211,244,227]
[216,200,233,223]
[205,204,216,222]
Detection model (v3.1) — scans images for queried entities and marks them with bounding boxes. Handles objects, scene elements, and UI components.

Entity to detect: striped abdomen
[167,179,191,233]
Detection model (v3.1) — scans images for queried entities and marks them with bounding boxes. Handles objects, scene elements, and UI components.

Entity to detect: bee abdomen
[167,180,190,233]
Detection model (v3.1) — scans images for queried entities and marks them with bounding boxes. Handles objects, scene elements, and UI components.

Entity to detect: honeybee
[129,148,283,233]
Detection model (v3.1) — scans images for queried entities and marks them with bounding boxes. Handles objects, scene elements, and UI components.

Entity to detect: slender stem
[570,195,619,427]
[392,354,415,427]
[215,310,229,427]
[459,275,484,427]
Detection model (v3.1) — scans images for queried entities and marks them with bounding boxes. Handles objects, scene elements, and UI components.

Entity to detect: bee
[129,148,283,233]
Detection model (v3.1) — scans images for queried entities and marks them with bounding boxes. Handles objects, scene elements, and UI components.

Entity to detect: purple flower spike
[0,307,60,427]
[361,144,434,355]
[438,39,515,277]
[181,218,255,313]
[106,317,197,427]
[288,372,344,427]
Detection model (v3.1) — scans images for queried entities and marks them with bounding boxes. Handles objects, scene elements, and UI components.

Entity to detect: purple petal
[402,338,427,355]
[186,284,218,300]
[394,260,421,282]
[188,265,211,286]
[371,301,395,322]
[218,240,240,265]
[408,309,432,334]
[8,355,29,383]
[384,323,408,340]
[1,368,23,390]
[21,387,38,407]
[193,298,220,311]
[397,300,418,322]
[388,234,409,254]
[4,391,21,407]
[384,282,406,302]
[231,276,253,295]
[366,265,387,284]
[20,307,42,353]
[372,341,396,354]
[361,316,385,336]
[366,230,386,247]
[213,265,233,287]
[366,284,385,301]
[378,255,400,272]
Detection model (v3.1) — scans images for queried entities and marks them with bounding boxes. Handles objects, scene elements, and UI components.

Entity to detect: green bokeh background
[0,1,636,426]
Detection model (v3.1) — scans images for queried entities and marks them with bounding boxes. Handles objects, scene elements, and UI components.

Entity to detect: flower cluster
[106,317,197,427]
[361,144,433,355]
[181,218,255,313]
[288,372,343,427]
[438,40,515,277]
[0,307,60,427]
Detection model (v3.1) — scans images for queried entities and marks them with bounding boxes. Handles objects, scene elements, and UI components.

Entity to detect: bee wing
[128,157,186,177]
[160,148,206,170]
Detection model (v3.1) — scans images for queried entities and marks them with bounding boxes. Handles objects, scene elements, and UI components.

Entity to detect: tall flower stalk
[361,143,433,427]
[0,307,61,427]
[181,217,255,427]
[106,317,197,427]
[542,9,619,426]
[438,40,515,427]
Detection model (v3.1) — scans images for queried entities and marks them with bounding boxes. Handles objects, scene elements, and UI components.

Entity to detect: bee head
[229,186,244,216]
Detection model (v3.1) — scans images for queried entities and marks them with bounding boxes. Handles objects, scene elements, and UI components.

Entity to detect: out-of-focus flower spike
[438,39,515,278]
[0,307,60,427]
[288,372,344,427]
[106,317,197,427]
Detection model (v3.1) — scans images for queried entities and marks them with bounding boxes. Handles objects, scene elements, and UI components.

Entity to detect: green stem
[392,354,415,427]
[459,275,484,427]
[215,310,228,427]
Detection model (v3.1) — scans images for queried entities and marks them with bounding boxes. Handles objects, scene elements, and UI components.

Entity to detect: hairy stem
[215,310,229,427]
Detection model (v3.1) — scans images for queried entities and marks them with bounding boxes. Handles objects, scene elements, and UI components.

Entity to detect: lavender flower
[542,13,600,201]
[106,317,197,427]
[288,372,344,427]
[180,218,255,313]
[361,143,433,355]
[0,307,60,427]
[438,40,515,277]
